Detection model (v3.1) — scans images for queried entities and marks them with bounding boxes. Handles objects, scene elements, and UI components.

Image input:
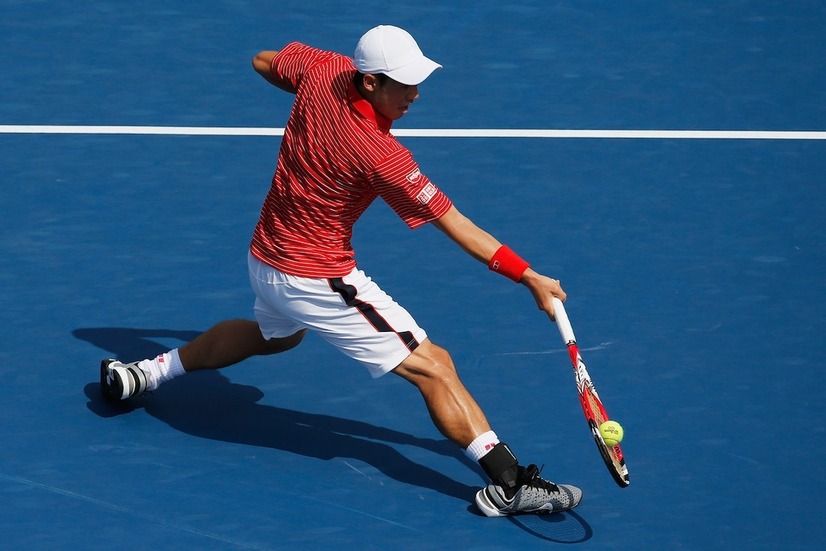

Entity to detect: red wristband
[488,245,530,282]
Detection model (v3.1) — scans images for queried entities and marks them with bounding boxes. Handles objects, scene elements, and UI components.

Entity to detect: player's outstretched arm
[430,206,500,264]
[431,206,565,318]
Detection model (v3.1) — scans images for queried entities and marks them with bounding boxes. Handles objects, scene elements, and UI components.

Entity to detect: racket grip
[552,297,577,344]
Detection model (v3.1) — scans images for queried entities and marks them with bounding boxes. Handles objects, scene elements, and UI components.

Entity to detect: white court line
[1,124,825,140]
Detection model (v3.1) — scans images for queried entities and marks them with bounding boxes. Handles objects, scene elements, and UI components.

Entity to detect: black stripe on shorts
[328,278,419,352]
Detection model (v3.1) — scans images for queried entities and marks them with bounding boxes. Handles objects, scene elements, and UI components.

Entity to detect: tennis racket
[552,297,630,487]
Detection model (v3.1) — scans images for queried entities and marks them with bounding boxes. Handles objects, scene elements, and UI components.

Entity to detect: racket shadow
[507,509,593,543]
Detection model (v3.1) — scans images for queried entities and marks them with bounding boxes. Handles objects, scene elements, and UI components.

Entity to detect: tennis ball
[599,420,624,447]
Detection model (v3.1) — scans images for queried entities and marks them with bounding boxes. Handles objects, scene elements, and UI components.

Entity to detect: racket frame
[552,298,630,487]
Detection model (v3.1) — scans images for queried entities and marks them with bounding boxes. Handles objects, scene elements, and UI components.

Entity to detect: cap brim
[384,57,442,85]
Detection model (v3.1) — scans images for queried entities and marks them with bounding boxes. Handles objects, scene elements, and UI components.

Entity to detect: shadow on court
[76,326,480,502]
[508,510,593,544]
[73,327,203,362]
[76,326,594,540]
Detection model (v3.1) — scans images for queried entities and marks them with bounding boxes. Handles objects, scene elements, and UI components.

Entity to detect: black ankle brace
[478,442,519,493]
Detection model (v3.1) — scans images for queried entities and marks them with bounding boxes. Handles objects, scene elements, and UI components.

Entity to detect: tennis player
[101,25,582,517]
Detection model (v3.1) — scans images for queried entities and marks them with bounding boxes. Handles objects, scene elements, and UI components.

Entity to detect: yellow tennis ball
[599,420,624,447]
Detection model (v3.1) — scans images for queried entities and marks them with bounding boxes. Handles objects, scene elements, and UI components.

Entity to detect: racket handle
[552,297,577,344]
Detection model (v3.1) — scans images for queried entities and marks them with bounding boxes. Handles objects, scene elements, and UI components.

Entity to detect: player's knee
[429,345,456,378]
[400,342,459,384]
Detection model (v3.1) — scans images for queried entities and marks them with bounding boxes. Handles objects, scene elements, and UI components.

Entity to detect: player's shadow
[76,326,595,540]
[73,326,202,364]
[76,326,480,502]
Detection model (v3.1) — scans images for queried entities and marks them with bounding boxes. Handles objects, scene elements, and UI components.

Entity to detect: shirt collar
[348,79,392,133]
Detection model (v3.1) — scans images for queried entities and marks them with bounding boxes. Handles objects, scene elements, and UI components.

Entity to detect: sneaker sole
[475,485,583,517]
[100,358,148,401]
[476,488,508,517]
[475,487,508,517]
[99,358,120,401]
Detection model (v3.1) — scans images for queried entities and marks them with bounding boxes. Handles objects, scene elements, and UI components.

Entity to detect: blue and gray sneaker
[475,464,582,517]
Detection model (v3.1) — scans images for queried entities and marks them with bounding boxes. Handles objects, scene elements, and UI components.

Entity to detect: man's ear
[362,73,380,92]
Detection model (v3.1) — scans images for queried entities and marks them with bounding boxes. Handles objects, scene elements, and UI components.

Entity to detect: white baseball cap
[353,25,442,85]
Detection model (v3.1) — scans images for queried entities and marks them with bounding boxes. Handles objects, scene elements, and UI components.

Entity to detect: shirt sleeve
[369,148,453,229]
[270,42,339,93]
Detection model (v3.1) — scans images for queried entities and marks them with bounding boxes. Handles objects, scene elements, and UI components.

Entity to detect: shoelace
[521,464,560,493]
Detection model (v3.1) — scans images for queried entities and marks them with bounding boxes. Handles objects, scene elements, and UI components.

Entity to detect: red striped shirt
[250,42,453,278]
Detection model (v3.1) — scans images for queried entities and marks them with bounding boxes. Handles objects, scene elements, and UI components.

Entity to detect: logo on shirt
[406,168,422,183]
[417,182,437,205]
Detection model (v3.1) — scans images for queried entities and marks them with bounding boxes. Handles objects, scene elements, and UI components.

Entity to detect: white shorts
[247,252,427,378]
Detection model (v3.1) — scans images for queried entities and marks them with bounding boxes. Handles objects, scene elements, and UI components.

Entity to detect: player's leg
[392,343,582,516]
[100,323,304,401]
[177,319,305,370]
[391,339,490,448]
[100,253,308,401]
[312,268,582,516]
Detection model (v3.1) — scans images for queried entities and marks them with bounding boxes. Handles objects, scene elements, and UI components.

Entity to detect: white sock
[464,430,501,462]
[138,349,186,391]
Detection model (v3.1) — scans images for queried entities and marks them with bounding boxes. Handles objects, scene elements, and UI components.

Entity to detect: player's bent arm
[252,50,297,93]
[431,206,566,318]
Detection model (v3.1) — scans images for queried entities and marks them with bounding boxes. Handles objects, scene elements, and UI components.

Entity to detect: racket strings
[584,389,625,469]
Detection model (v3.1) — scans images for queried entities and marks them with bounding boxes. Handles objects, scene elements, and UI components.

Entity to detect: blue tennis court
[2,2,825,549]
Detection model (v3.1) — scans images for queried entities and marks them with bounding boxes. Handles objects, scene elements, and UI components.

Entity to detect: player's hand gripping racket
[552,297,630,487]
